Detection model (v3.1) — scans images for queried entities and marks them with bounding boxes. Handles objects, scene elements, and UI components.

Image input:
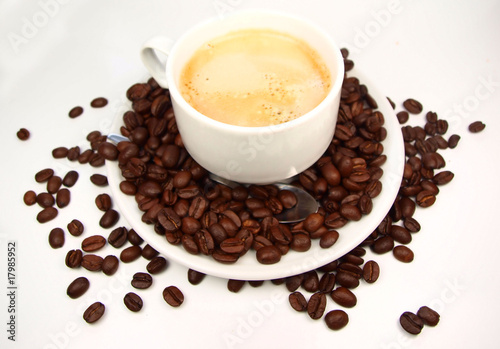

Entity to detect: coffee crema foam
[180,29,332,127]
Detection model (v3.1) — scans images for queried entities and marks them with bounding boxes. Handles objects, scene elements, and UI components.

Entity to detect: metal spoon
[107,133,319,223]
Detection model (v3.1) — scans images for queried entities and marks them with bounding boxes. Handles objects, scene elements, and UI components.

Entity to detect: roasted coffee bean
[56,188,71,208]
[67,219,84,237]
[286,274,304,292]
[227,279,245,293]
[65,249,83,268]
[97,142,118,160]
[403,98,423,114]
[300,270,319,293]
[126,83,151,101]
[320,230,339,249]
[101,255,119,276]
[396,111,409,124]
[95,193,112,211]
[318,272,336,293]
[362,260,380,283]
[62,171,79,187]
[278,190,298,209]
[433,170,454,185]
[52,147,69,158]
[390,225,412,244]
[48,227,65,249]
[393,245,414,263]
[290,233,311,252]
[404,217,421,232]
[307,292,327,320]
[325,310,349,330]
[331,287,357,308]
[81,254,103,271]
[99,209,120,228]
[37,207,58,223]
[142,244,159,260]
[35,168,54,183]
[108,227,128,248]
[17,128,30,140]
[400,311,424,335]
[69,106,84,118]
[67,276,90,299]
[120,245,142,263]
[90,97,108,108]
[127,229,143,245]
[417,306,440,326]
[187,269,206,285]
[257,245,281,264]
[416,190,436,208]
[163,286,184,307]
[124,292,143,312]
[289,291,307,312]
[83,302,105,323]
[146,256,168,274]
[37,192,54,208]
[23,190,37,206]
[371,236,394,254]
[82,235,106,252]
[131,272,153,289]
[90,174,108,186]
[447,134,460,149]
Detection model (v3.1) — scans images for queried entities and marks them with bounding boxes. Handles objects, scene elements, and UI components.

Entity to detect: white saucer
[106,68,405,281]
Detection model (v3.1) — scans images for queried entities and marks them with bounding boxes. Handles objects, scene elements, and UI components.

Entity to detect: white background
[1,1,500,348]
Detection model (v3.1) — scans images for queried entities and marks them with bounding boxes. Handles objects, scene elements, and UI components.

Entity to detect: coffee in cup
[179,28,332,127]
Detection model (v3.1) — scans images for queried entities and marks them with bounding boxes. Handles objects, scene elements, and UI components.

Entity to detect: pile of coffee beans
[21,48,487,332]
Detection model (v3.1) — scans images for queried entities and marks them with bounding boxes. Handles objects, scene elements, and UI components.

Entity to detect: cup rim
[166,9,345,135]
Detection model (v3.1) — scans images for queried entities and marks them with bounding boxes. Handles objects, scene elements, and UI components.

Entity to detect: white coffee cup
[140,10,344,184]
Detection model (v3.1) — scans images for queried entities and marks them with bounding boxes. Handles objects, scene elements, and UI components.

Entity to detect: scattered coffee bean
[124,292,143,312]
[101,255,119,276]
[396,111,409,124]
[90,174,108,186]
[48,227,65,249]
[447,134,460,149]
[162,286,184,307]
[403,98,423,114]
[62,170,79,187]
[468,121,485,133]
[81,235,106,252]
[99,209,119,228]
[95,193,112,211]
[37,207,58,223]
[120,245,142,263]
[324,310,349,330]
[400,311,424,335]
[56,188,71,208]
[227,279,245,293]
[127,229,143,246]
[67,219,84,236]
[417,306,440,326]
[83,302,105,323]
[81,254,103,271]
[187,269,206,285]
[52,147,69,158]
[65,249,83,268]
[362,260,380,283]
[90,97,108,108]
[23,190,37,206]
[131,272,153,289]
[69,106,84,118]
[331,287,357,308]
[289,291,308,312]
[35,168,54,183]
[108,226,128,248]
[67,277,90,299]
[393,245,414,263]
[17,128,30,140]
[146,256,168,274]
[307,292,327,320]
[36,192,54,208]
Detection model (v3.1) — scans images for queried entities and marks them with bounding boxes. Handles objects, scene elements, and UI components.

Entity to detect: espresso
[180,29,332,127]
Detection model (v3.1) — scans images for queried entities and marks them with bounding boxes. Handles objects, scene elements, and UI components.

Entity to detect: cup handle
[140,36,174,88]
